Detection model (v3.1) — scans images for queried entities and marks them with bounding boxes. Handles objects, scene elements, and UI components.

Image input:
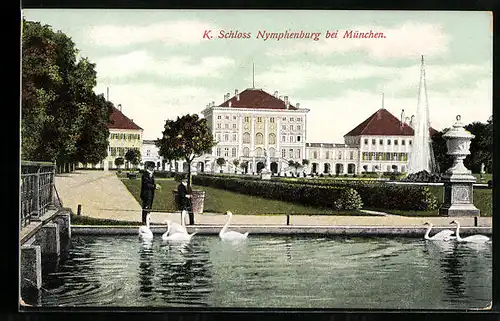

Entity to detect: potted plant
[156,114,217,214]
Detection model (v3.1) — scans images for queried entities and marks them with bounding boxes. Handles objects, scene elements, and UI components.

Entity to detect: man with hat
[140,162,160,224]
[177,175,194,225]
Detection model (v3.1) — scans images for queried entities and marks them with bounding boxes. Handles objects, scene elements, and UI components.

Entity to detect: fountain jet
[407,56,439,175]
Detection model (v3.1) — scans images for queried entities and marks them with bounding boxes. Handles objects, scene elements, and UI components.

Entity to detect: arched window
[269,147,276,157]
[269,133,276,145]
[243,132,250,144]
[255,133,264,145]
[255,147,263,157]
[243,147,250,157]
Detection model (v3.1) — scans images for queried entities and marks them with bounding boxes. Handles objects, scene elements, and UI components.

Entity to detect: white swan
[423,222,455,241]
[139,214,153,240]
[164,210,188,236]
[162,220,197,241]
[219,211,249,241]
[450,220,490,243]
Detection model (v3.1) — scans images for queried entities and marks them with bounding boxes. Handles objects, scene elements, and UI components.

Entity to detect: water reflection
[138,239,155,297]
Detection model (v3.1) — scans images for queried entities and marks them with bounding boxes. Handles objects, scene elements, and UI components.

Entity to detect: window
[282,149,286,158]
[243,147,250,157]
[224,148,229,157]
[350,151,354,160]
[313,151,318,159]
[297,136,301,142]
[283,117,287,121]
[257,117,262,123]
[362,152,368,160]
[216,134,221,141]
[387,139,391,145]
[289,136,294,143]
[325,152,329,159]
[270,117,275,123]
[290,117,294,122]
[232,148,237,157]
[218,116,222,120]
[217,123,221,129]
[282,135,286,142]
[394,140,398,145]
[289,149,293,158]
[338,152,342,160]
[232,134,237,142]
[282,125,286,130]
[224,134,229,141]
[297,117,302,122]
[409,140,412,145]
[243,132,250,144]
[216,148,221,156]
[296,149,301,159]
[297,125,301,130]
[256,133,264,144]
[244,116,249,122]
[225,123,229,129]
[387,165,391,171]
[225,115,229,120]
[232,124,237,129]
[402,140,406,146]
[110,147,117,156]
[146,150,150,156]
[255,148,263,157]
[269,133,276,144]
[364,139,368,145]
[233,116,237,120]
[290,125,294,130]
[372,139,376,145]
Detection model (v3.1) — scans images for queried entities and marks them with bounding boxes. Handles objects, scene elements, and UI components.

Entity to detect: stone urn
[172,189,206,214]
[438,115,480,217]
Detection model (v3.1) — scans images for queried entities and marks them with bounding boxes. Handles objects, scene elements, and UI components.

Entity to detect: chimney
[226,92,230,100]
[211,101,215,107]
[118,104,122,112]
[279,95,282,100]
[228,101,232,107]
[296,102,300,109]
[284,96,289,109]
[274,91,278,97]
[400,109,405,127]
[235,89,239,101]
[405,117,410,124]
[410,115,415,127]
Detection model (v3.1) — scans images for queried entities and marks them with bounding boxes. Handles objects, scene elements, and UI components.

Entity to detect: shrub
[192,175,363,210]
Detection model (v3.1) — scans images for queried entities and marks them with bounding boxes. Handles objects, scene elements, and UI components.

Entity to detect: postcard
[20,9,493,310]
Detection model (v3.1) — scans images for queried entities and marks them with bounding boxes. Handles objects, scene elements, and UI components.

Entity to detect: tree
[465,119,492,173]
[125,148,141,168]
[216,157,226,172]
[114,157,124,169]
[157,114,217,188]
[22,19,110,173]
[431,129,453,173]
[232,159,240,173]
[302,159,310,167]
[240,161,248,173]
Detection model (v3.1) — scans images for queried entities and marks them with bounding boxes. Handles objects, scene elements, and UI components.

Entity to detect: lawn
[121,177,492,217]
[121,178,367,216]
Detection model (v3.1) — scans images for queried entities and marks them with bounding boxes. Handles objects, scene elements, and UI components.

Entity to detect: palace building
[78,104,143,170]
[199,88,310,174]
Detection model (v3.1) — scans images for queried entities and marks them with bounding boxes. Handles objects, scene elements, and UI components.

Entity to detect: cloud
[251,61,490,95]
[94,83,217,140]
[86,20,214,46]
[93,51,235,80]
[267,22,449,59]
[302,81,492,143]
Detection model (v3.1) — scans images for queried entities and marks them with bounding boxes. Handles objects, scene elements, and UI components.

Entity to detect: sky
[22,10,493,143]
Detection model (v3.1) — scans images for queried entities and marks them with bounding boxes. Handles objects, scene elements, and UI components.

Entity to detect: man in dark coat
[140,163,158,224]
[177,176,194,225]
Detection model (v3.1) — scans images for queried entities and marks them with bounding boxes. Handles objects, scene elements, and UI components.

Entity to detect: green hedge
[192,175,363,210]
[196,175,439,211]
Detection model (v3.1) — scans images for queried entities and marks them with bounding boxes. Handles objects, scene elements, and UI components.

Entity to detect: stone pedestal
[35,223,60,256]
[260,169,271,180]
[438,115,480,217]
[21,245,42,290]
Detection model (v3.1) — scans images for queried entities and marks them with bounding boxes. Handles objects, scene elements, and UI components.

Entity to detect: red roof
[218,88,298,110]
[344,108,437,137]
[107,107,142,130]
